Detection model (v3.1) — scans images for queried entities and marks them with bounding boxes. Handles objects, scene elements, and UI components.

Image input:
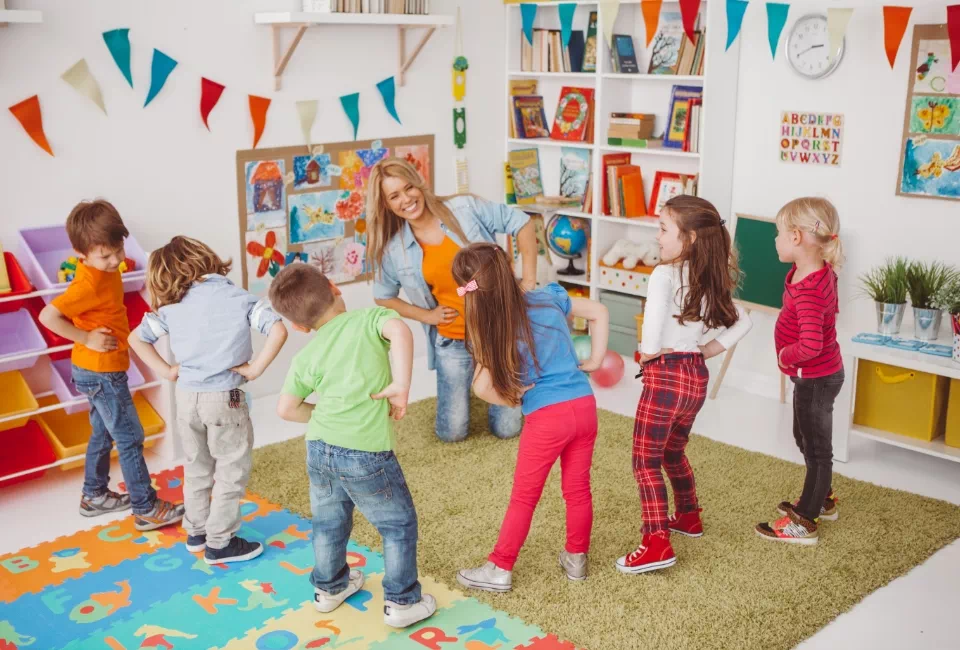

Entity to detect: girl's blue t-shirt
[520,283,594,415]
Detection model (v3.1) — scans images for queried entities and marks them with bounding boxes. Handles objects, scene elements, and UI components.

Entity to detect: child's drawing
[901,136,960,200]
[293,153,332,189]
[289,192,347,244]
[244,160,286,231]
[396,144,431,183]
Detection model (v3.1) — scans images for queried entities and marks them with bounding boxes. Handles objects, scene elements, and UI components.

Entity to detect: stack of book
[684,99,702,153]
[601,153,646,218]
[607,112,656,147]
[676,30,707,76]
[521,28,587,73]
[308,0,432,14]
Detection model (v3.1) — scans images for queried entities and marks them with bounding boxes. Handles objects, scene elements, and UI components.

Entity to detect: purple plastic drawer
[0,309,47,374]
[50,358,146,415]
[17,225,147,304]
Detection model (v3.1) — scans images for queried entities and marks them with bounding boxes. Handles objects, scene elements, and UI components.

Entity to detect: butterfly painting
[911,96,960,135]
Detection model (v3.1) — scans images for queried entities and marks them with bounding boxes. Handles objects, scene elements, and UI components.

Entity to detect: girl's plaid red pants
[633,353,709,535]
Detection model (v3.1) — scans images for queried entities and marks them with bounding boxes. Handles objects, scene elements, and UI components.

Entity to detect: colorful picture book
[647,11,685,74]
[508,79,538,139]
[664,85,703,149]
[512,95,550,139]
[611,34,639,74]
[583,11,598,72]
[560,148,591,202]
[600,152,630,215]
[550,86,595,142]
[508,148,544,205]
[605,163,645,218]
[649,171,698,215]
[504,162,517,204]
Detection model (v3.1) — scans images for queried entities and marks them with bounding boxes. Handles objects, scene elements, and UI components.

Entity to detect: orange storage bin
[0,370,39,432]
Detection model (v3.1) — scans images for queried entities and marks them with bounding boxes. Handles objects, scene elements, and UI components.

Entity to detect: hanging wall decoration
[200,78,226,130]
[376,77,402,124]
[679,0,701,43]
[827,8,854,61]
[779,111,844,166]
[558,3,577,48]
[297,100,319,149]
[144,49,178,107]
[599,0,621,48]
[8,95,53,156]
[725,0,748,51]
[642,0,663,46]
[884,6,914,68]
[102,28,133,88]
[766,3,790,60]
[249,95,271,148]
[61,59,107,115]
[453,107,467,149]
[521,4,538,45]
[340,93,361,140]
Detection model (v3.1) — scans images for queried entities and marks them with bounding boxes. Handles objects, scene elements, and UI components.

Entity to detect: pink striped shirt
[774,264,843,378]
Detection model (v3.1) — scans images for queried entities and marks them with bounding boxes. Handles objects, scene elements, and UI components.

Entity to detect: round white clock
[785,14,843,80]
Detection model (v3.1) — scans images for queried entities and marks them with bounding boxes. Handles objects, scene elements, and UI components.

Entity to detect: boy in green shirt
[270,263,436,629]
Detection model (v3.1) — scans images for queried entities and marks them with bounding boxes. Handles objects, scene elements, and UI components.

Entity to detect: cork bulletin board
[236,134,434,295]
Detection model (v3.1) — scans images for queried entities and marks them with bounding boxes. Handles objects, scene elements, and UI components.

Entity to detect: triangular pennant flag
[296,100,318,148]
[642,0,663,47]
[340,92,361,140]
[949,5,960,71]
[600,1,621,48]
[102,28,133,88]
[376,76,401,125]
[249,95,271,148]
[725,0,748,51]
[558,3,577,48]
[144,49,178,107]
[882,6,912,68]
[827,8,854,62]
[679,0,701,43]
[61,59,106,115]
[520,4,537,46]
[766,3,790,59]
[199,78,225,130]
[9,95,53,156]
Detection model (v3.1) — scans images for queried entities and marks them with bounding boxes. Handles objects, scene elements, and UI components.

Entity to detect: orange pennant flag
[9,95,53,156]
[642,0,663,47]
[883,6,912,69]
[249,95,271,148]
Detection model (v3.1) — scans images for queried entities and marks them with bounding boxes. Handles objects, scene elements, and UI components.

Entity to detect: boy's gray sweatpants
[175,388,254,550]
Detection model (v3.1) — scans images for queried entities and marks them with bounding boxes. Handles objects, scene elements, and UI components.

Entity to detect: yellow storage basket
[853,360,949,442]
[945,379,960,449]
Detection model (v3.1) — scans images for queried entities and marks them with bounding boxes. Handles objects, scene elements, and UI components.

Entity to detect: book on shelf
[508,149,544,205]
[647,11,685,74]
[649,171,698,215]
[606,163,645,217]
[683,98,702,153]
[560,147,591,204]
[664,85,703,149]
[582,173,593,213]
[512,95,550,139]
[582,11,598,72]
[508,79,538,138]
[568,31,585,73]
[601,152,630,215]
[611,34,640,74]
[504,162,517,204]
[551,86,595,141]
[522,28,586,74]
[324,0,430,13]
[607,137,663,149]
[607,112,655,140]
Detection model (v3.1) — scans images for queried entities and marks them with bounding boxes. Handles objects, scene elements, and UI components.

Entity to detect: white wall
[727,0,960,393]
[0,0,508,396]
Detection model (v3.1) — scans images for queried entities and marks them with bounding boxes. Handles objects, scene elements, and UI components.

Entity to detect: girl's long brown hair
[452,243,540,406]
[663,195,741,329]
[365,157,469,278]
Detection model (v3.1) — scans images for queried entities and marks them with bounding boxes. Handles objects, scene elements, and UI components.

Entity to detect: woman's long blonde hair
[365,157,468,277]
[146,236,231,310]
[776,197,845,270]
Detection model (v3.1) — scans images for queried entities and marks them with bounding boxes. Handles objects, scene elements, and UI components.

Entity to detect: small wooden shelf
[850,426,960,464]
[255,11,454,90]
[0,9,42,26]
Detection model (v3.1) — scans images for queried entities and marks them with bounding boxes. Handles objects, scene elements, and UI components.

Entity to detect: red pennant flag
[949,4,960,71]
[9,95,53,156]
[679,0,701,43]
[642,0,663,46]
[883,7,913,69]
[200,78,225,130]
[249,95,271,148]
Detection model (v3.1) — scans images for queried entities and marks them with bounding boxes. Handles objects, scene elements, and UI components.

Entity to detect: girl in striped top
[757,197,845,546]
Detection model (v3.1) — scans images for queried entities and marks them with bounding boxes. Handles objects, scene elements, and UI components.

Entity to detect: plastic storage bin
[853,360,949,441]
[50,358,145,415]
[38,393,164,470]
[0,309,46,373]
[17,225,147,303]
[0,418,57,487]
[945,379,960,448]
[0,252,36,314]
[0,370,39,432]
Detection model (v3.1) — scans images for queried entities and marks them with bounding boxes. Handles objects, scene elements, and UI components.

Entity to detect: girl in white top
[616,195,752,575]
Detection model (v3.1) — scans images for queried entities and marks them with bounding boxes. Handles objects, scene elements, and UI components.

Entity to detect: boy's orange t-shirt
[50,262,130,373]
[421,236,465,340]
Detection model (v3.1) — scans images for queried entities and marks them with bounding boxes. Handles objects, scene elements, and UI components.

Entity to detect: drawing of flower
[343,242,365,277]
[246,230,285,278]
[336,191,364,222]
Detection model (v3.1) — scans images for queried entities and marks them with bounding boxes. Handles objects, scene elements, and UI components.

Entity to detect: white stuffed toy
[602,239,660,270]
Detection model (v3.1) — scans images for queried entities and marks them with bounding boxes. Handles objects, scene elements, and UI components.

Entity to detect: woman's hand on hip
[425,305,458,326]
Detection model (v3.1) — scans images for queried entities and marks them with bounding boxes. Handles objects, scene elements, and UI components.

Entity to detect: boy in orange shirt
[40,200,184,531]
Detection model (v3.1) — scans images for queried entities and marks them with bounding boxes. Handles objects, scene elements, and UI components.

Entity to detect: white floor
[3,357,959,650]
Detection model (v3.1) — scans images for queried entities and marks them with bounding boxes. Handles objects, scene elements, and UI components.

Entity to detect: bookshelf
[504,0,740,304]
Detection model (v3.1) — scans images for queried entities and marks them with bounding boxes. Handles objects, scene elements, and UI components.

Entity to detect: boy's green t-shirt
[282,307,400,452]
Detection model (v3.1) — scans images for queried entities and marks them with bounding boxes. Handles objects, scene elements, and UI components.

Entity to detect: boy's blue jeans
[72,365,157,515]
[306,439,421,605]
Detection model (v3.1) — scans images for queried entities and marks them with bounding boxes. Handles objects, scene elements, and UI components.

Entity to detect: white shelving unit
[0,0,42,26]
[504,0,740,302]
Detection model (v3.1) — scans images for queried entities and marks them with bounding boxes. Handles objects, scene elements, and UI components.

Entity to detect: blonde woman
[367,157,538,442]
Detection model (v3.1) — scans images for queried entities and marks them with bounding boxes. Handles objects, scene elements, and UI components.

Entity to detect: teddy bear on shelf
[602,238,660,270]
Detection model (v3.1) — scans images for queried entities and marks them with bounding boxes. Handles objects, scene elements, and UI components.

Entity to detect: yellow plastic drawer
[853,360,949,442]
[0,370,39,432]
[634,314,644,342]
[945,380,960,448]
[38,393,166,470]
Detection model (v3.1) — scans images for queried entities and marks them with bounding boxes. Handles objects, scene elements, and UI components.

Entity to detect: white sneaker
[559,550,588,581]
[314,569,364,613]
[456,561,512,593]
[383,593,437,628]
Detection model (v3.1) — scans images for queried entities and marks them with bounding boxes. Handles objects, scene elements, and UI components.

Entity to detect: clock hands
[797,43,825,57]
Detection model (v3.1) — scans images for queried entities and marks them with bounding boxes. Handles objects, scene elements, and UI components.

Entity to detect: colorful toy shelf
[254,11,454,90]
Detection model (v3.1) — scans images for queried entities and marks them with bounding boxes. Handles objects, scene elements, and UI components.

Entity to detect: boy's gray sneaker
[79,490,131,517]
[384,593,437,628]
[133,499,185,531]
[456,561,512,593]
[559,550,588,581]
[314,569,364,613]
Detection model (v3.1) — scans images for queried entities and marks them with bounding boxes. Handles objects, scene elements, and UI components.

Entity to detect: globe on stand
[546,213,588,276]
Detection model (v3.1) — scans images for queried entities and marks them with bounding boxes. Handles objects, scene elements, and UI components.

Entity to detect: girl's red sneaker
[667,508,704,537]
[615,531,677,574]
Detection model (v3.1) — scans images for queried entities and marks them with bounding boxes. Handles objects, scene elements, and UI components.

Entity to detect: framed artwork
[649,171,684,216]
[896,24,960,202]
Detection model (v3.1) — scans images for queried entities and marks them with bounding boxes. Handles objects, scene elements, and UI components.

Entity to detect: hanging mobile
[452,7,468,102]
[452,5,470,190]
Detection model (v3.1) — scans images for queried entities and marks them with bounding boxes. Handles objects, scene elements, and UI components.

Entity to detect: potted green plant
[859,257,909,335]
[932,279,960,363]
[906,261,956,340]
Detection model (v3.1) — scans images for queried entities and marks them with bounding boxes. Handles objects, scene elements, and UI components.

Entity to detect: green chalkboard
[732,214,793,311]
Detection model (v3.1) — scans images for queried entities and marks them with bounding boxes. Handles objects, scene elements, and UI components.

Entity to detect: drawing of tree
[648,32,676,72]
[310,245,337,276]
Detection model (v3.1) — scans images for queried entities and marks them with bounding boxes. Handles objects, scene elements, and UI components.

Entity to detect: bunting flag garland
[827,8,854,62]
[199,78,225,130]
[642,0,663,47]
[766,3,790,59]
[61,59,106,115]
[144,49,178,107]
[340,92,361,141]
[949,4,960,71]
[679,0,702,43]
[9,95,53,156]
[725,0,749,51]
[249,95,271,148]
[102,28,133,88]
[883,6,913,68]
[520,4,537,46]
[558,3,577,48]
[296,100,318,149]
[376,76,402,125]
[599,1,621,48]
